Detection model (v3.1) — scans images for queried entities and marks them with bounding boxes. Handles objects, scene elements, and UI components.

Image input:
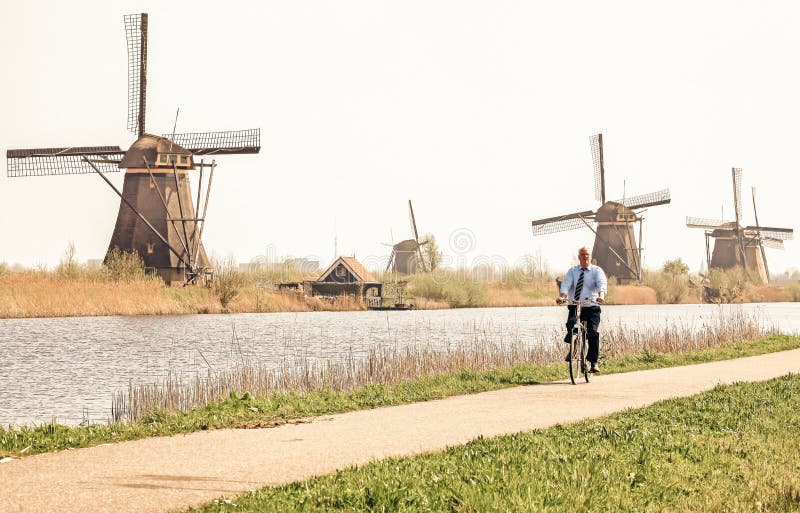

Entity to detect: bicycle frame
[562,298,591,384]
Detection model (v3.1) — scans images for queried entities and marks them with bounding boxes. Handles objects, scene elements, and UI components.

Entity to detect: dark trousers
[566,305,601,364]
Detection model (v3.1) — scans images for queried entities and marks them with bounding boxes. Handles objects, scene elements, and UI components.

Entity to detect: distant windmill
[531,134,671,283]
[686,168,793,283]
[5,13,260,284]
[385,200,429,275]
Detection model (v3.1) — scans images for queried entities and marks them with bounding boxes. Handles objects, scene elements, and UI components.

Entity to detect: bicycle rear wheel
[568,330,580,385]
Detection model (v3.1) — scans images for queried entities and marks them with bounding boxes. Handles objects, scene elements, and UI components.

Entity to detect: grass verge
[185,374,800,512]
[1,334,799,460]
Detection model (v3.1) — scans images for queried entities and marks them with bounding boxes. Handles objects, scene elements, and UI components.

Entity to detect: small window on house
[146,243,155,255]
[169,154,178,164]
[335,266,346,277]
[180,155,189,164]
[159,154,167,164]
[149,178,155,189]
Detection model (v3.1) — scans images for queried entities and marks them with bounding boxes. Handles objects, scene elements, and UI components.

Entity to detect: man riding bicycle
[557,246,607,373]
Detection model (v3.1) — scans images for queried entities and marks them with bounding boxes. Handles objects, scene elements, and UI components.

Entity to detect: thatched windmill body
[6,13,260,284]
[686,168,793,284]
[531,134,671,283]
[385,200,428,275]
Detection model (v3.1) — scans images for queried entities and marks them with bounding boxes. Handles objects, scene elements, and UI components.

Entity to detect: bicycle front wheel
[568,331,580,385]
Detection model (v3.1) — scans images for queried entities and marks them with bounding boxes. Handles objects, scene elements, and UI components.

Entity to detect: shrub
[103,248,148,282]
[704,267,751,303]
[408,270,487,308]
[643,259,691,304]
[213,257,246,310]
[56,242,81,278]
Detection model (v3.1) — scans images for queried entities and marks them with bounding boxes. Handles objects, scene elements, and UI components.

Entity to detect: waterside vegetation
[1,252,798,318]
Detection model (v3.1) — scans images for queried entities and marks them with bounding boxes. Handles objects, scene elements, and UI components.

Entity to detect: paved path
[3,349,800,513]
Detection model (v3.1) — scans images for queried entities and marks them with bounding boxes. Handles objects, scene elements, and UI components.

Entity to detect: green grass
[1,334,799,460]
[185,374,800,513]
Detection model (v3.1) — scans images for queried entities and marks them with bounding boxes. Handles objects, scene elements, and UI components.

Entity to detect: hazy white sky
[1,1,798,275]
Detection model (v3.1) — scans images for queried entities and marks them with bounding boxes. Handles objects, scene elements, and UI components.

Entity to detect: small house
[304,256,382,304]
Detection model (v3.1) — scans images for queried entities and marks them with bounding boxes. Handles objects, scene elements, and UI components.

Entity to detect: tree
[420,234,442,272]
[663,258,689,276]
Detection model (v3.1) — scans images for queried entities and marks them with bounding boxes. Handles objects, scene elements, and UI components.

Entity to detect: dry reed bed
[112,310,772,423]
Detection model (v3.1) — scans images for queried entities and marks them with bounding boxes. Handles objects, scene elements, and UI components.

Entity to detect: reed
[112,309,773,423]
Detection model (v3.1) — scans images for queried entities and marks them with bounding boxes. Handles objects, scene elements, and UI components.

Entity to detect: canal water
[1,303,798,427]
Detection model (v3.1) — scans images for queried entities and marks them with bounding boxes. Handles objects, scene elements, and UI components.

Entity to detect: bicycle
[557,297,591,385]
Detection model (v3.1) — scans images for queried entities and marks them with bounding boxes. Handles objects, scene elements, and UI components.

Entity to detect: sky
[1,1,798,276]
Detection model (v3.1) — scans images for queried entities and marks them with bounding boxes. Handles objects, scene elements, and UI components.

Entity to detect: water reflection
[1,303,797,427]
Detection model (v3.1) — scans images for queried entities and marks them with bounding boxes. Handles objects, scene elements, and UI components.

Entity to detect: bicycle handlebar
[556,297,604,306]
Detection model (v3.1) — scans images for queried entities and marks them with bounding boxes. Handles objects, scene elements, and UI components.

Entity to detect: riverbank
[2,333,797,459]
[3,350,799,513]
[1,270,797,318]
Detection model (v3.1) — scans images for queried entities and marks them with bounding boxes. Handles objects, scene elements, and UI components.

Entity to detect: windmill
[385,200,429,275]
[5,13,260,285]
[531,134,671,283]
[686,168,793,284]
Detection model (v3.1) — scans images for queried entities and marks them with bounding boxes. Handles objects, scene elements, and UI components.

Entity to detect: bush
[103,248,148,282]
[784,282,800,302]
[704,267,751,303]
[642,259,691,304]
[408,270,487,308]
[213,257,246,310]
[56,242,81,278]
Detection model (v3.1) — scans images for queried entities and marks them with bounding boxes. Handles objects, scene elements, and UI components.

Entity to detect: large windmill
[531,134,671,283]
[385,200,429,275]
[5,13,260,284]
[686,168,793,284]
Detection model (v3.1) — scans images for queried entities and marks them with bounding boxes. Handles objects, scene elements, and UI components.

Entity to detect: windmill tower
[5,14,260,285]
[686,168,793,284]
[385,200,429,275]
[531,134,671,283]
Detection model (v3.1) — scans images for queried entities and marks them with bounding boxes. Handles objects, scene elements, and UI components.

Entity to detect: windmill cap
[119,134,192,169]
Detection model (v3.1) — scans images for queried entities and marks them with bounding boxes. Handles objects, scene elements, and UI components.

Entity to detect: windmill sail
[531,210,595,236]
[685,217,735,230]
[614,189,671,210]
[7,146,124,177]
[732,167,742,226]
[124,13,148,136]
[407,200,428,272]
[163,129,261,155]
[590,133,605,203]
[743,227,793,240]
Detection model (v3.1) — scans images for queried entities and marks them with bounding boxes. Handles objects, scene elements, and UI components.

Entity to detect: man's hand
[596,296,605,304]
[556,297,566,305]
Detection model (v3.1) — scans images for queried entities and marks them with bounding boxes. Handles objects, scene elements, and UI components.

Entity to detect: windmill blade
[7,146,123,177]
[750,186,761,227]
[761,238,785,250]
[408,200,420,243]
[162,129,261,155]
[532,210,595,236]
[685,216,735,230]
[385,249,395,273]
[590,133,605,203]
[732,167,742,226]
[743,226,794,240]
[124,13,148,136]
[614,189,671,210]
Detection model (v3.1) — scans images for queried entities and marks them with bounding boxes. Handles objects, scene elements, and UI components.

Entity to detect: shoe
[563,333,571,344]
[589,363,600,373]
[564,351,571,362]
